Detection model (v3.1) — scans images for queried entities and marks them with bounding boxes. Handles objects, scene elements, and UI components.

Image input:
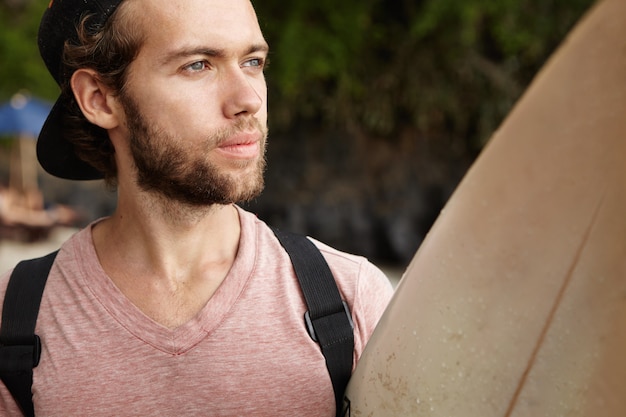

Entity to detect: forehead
[125,0,266,57]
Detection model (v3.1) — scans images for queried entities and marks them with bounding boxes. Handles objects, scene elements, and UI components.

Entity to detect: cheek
[146,93,215,134]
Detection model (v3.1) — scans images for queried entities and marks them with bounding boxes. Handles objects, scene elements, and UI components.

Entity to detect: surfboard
[344,0,626,415]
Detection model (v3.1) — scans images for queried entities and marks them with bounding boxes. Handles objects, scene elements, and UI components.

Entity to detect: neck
[92,185,241,288]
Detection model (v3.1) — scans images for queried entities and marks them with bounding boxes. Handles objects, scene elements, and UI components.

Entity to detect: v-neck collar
[74,206,257,354]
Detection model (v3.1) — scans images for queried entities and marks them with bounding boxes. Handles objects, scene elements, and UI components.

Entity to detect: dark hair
[60,4,144,186]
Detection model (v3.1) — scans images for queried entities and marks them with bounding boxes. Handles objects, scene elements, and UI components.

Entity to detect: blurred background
[0,0,595,273]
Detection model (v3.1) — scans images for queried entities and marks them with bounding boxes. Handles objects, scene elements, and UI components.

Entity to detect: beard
[120,93,267,207]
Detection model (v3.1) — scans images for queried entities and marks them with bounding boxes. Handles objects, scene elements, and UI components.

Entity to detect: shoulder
[309,237,392,294]
[0,225,91,306]
[308,237,394,356]
[237,205,393,306]
[0,248,62,312]
[241,207,393,293]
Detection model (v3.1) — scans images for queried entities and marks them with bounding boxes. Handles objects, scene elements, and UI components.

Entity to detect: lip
[216,132,262,159]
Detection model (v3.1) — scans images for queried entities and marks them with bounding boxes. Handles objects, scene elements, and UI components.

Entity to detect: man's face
[117,0,269,206]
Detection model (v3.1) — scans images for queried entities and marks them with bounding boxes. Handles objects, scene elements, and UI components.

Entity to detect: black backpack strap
[0,250,58,417]
[272,228,354,417]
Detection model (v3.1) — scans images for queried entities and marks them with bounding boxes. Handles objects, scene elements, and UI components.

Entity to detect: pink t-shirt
[0,207,393,416]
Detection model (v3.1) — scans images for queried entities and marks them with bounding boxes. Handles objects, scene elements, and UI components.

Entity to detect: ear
[71,69,121,130]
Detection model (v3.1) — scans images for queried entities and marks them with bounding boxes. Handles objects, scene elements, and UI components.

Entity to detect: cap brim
[37,96,104,181]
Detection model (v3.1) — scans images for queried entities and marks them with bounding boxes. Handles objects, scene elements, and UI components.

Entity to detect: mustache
[213,117,268,146]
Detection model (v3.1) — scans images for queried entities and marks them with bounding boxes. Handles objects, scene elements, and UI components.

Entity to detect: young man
[0,0,394,415]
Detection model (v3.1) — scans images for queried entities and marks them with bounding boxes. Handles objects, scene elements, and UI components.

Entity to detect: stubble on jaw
[119,92,268,222]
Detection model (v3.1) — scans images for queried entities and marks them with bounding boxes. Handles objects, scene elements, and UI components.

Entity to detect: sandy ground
[0,227,404,286]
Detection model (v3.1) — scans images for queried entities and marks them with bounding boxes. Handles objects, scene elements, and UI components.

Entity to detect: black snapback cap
[37,0,124,180]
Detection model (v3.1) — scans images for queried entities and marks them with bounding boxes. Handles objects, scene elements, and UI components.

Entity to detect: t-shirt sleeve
[351,260,395,363]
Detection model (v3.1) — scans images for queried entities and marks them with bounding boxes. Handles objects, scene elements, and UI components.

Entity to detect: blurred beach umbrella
[0,93,52,192]
[0,92,51,138]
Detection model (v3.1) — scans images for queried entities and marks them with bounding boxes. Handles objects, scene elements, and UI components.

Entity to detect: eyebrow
[159,43,270,66]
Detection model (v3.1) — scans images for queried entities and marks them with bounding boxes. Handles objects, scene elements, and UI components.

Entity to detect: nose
[221,67,265,118]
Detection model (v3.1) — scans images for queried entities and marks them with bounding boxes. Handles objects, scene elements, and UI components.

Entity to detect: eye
[184,60,209,72]
[242,57,267,69]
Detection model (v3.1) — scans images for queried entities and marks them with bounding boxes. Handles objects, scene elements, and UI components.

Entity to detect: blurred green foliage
[254,0,595,151]
[1,0,595,153]
[0,0,59,100]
